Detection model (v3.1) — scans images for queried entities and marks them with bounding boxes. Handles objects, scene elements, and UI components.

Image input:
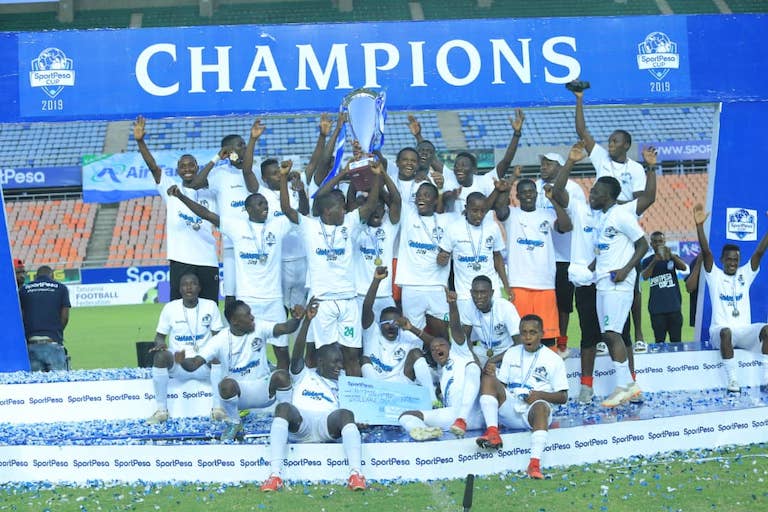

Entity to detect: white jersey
[536,178,586,262]
[219,215,292,300]
[261,186,306,261]
[438,345,479,409]
[439,216,504,299]
[593,204,645,291]
[567,200,598,286]
[704,263,758,328]
[503,208,557,289]
[198,320,275,381]
[355,216,399,297]
[158,174,218,267]
[589,144,646,203]
[207,164,251,250]
[363,326,422,381]
[458,299,521,359]
[156,298,224,356]
[396,207,450,287]
[299,211,364,299]
[445,173,495,221]
[291,367,340,413]
[497,344,568,413]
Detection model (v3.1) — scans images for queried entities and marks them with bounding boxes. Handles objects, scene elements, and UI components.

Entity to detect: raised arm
[552,142,585,208]
[572,87,595,153]
[546,186,572,233]
[407,114,425,145]
[279,160,300,224]
[380,161,402,224]
[446,288,470,345]
[750,210,768,271]
[167,185,219,227]
[133,116,163,184]
[356,160,383,221]
[291,298,319,375]
[241,119,265,194]
[635,146,658,216]
[396,316,436,349]
[273,304,304,337]
[314,113,346,186]
[305,113,331,184]
[685,255,702,293]
[362,266,387,329]
[693,203,714,272]
[495,108,524,179]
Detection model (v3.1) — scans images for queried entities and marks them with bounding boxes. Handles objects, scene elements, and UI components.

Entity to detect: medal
[192,222,201,231]
[486,348,494,358]
[732,309,740,317]
[259,255,268,264]
[472,263,481,271]
[374,257,382,266]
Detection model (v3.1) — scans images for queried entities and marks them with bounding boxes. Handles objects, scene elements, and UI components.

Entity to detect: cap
[13,258,24,269]
[538,152,565,166]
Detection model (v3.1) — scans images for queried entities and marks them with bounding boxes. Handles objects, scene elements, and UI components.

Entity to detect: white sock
[723,357,738,382]
[530,430,548,460]
[458,363,481,420]
[341,423,362,474]
[398,413,426,433]
[361,363,376,379]
[209,363,224,410]
[222,395,239,422]
[613,359,633,388]
[413,357,437,403]
[269,417,289,477]
[151,367,169,410]
[275,386,292,404]
[479,394,499,429]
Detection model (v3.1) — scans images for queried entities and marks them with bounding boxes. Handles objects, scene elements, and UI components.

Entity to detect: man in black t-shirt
[641,232,688,342]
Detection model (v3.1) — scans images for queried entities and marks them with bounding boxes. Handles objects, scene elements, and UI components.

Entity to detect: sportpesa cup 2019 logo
[29,48,76,99]
[636,32,679,80]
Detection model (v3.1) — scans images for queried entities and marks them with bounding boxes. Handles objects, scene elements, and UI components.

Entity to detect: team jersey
[354,216,399,297]
[291,367,340,413]
[445,173,495,221]
[395,207,450,287]
[566,200,598,286]
[261,186,306,261]
[589,144,646,203]
[298,211,364,299]
[439,216,504,299]
[156,298,224,356]
[198,320,276,381]
[458,299,521,359]
[157,174,218,267]
[503,207,557,289]
[219,215,292,300]
[363,326,422,381]
[593,204,645,291]
[497,344,568,413]
[704,263,758,328]
[207,164,251,249]
[438,344,479,409]
[536,178,586,262]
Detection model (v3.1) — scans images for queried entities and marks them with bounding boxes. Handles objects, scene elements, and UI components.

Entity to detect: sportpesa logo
[636,32,679,80]
[29,48,76,99]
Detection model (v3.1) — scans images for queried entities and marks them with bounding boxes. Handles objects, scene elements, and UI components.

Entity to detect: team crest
[29,48,76,99]
[538,221,551,234]
[604,226,618,239]
[532,366,548,383]
[202,314,212,326]
[432,226,445,242]
[737,273,745,286]
[376,227,386,241]
[251,337,264,351]
[266,232,277,246]
[393,347,406,361]
[485,236,495,250]
[341,226,349,240]
[726,208,757,241]
[636,32,680,80]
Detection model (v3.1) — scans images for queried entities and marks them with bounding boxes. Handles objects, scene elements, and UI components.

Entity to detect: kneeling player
[475,314,568,480]
[262,298,366,492]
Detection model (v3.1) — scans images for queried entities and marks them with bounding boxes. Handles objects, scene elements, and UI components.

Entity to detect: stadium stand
[0,121,107,168]
[106,196,166,267]
[4,198,96,267]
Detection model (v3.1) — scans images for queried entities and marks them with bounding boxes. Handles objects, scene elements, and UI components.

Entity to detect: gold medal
[374,257,382,266]
[486,348,494,358]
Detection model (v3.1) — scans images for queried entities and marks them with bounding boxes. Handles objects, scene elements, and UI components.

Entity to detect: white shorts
[282,257,308,308]
[596,289,634,333]
[498,391,553,430]
[290,408,334,443]
[222,246,236,297]
[356,295,397,324]
[421,404,484,431]
[401,286,449,329]
[169,363,210,381]
[235,374,274,410]
[309,298,362,349]
[243,297,288,348]
[709,323,765,351]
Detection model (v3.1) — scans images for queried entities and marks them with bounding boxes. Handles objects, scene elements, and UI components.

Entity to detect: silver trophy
[342,88,386,191]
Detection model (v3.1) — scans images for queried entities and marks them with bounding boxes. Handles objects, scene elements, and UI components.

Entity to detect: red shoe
[347,471,366,491]
[475,426,503,449]
[260,475,283,492]
[527,459,544,480]
[449,418,467,437]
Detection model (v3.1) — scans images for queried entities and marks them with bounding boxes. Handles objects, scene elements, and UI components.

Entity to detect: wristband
[513,130,522,137]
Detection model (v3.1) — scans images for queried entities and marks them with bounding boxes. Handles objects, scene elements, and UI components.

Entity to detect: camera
[566,80,591,93]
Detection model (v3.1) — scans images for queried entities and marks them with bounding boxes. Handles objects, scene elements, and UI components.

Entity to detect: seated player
[360,266,437,403]
[261,298,366,492]
[475,314,568,480]
[147,273,224,424]
[177,300,302,440]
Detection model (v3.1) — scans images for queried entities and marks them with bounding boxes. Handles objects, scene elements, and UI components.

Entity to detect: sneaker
[526,459,544,480]
[633,340,648,353]
[577,384,594,404]
[146,409,169,425]
[596,342,609,355]
[627,382,644,404]
[210,407,228,422]
[601,386,633,408]
[449,418,467,437]
[726,378,741,393]
[260,475,283,492]
[347,471,366,491]
[476,426,503,449]
[409,426,443,441]
[220,421,243,441]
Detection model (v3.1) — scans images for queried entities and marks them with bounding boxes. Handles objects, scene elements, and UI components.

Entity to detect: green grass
[65,281,693,369]
[0,445,765,511]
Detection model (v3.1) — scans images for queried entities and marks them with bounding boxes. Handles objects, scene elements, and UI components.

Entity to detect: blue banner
[80,265,169,284]
[0,166,81,189]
